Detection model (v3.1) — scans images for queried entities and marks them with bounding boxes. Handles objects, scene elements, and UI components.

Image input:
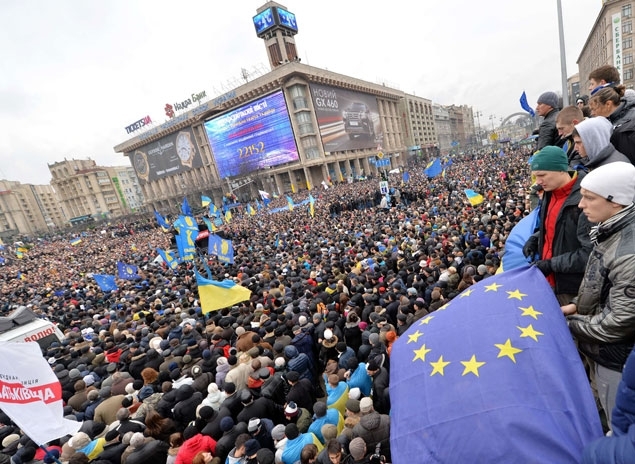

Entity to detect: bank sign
[165,90,207,118]
[125,115,152,134]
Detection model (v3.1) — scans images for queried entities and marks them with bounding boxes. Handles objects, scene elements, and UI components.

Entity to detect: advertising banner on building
[0,342,80,445]
[127,128,203,185]
[613,13,623,75]
[204,90,299,179]
[309,83,382,152]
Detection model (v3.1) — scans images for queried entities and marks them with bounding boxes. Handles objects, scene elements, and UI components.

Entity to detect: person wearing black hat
[365,357,390,415]
[215,417,248,464]
[237,389,283,425]
[284,370,315,412]
[93,428,126,463]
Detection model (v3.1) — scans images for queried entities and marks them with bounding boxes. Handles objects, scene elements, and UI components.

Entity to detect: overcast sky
[0,0,601,185]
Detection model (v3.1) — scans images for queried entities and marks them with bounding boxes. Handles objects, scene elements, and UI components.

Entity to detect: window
[624,4,632,17]
[624,68,634,80]
[625,37,633,50]
[625,54,633,65]
[624,21,633,34]
[295,112,314,136]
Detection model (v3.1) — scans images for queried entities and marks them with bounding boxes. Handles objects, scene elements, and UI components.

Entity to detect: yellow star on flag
[437,303,450,311]
[517,324,543,342]
[484,282,502,292]
[461,355,486,377]
[507,289,528,300]
[495,339,523,363]
[519,305,542,320]
[459,288,473,298]
[430,355,450,376]
[408,330,423,344]
[419,316,434,325]
[413,344,431,362]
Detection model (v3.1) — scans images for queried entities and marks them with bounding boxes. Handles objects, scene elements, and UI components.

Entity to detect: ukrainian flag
[286,195,294,212]
[195,270,251,314]
[70,237,82,246]
[464,189,484,206]
[201,195,212,207]
[247,204,256,216]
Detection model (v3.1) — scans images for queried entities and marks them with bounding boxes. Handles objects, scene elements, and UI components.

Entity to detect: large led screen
[204,90,299,179]
[127,128,203,185]
[309,84,382,152]
[253,8,276,36]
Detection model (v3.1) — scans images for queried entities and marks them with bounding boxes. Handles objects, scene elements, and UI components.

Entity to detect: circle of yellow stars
[406,281,543,377]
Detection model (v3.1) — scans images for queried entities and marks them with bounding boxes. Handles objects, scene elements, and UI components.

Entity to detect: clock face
[133,151,148,175]
[176,133,193,161]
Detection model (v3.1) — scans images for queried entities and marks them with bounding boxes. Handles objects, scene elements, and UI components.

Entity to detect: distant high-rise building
[48,159,130,223]
[0,180,65,238]
[578,0,634,95]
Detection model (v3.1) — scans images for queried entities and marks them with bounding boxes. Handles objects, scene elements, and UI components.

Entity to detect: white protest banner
[0,342,80,445]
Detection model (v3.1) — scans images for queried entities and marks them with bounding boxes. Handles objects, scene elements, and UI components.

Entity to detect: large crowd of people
[0,147,539,464]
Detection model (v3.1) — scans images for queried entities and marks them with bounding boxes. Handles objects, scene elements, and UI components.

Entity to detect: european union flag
[424,158,442,178]
[208,235,234,264]
[520,90,536,117]
[390,267,602,463]
[117,261,139,280]
[93,274,118,292]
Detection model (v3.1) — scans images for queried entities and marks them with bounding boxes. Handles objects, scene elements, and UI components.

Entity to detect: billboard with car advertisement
[203,90,299,179]
[309,83,382,152]
[127,128,203,185]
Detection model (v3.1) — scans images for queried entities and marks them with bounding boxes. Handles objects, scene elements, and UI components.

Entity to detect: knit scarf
[589,203,635,245]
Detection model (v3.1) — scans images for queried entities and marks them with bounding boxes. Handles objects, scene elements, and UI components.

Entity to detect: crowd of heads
[0,149,539,463]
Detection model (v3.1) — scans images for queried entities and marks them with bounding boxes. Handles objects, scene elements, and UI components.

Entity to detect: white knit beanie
[581,162,635,206]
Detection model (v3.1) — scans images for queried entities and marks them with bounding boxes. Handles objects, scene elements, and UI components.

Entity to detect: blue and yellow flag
[202,216,217,233]
[208,235,234,264]
[247,204,256,216]
[93,274,118,292]
[154,210,170,232]
[195,270,251,314]
[117,261,140,280]
[157,248,179,270]
[224,210,232,223]
[70,237,82,246]
[201,195,211,207]
[308,194,315,218]
[286,195,294,212]
[390,267,602,463]
[464,189,484,206]
[424,158,442,178]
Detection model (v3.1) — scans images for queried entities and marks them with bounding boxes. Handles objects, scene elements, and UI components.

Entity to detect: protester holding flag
[522,146,592,305]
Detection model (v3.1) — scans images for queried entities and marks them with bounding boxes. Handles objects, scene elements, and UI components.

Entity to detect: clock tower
[253,2,300,70]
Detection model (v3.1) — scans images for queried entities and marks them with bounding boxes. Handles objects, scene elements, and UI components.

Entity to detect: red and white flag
[0,342,80,445]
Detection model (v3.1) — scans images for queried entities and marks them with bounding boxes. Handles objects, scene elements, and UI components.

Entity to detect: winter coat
[174,434,216,464]
[126,439,169,464]
[534,172,593,295]
[568,207,635,371]
[352,411,391,463]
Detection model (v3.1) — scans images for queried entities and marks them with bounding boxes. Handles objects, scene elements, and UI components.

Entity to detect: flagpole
[557,0,569,107]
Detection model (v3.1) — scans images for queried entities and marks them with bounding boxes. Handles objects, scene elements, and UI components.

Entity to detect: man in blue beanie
[523,145,593,305]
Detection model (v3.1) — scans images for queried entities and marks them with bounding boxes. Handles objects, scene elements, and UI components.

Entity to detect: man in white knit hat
[563,161,635,426]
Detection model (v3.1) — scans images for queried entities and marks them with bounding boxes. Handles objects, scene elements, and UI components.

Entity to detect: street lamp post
[474,111,482,147]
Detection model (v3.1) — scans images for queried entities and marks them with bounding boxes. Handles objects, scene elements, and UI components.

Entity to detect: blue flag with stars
[93,274,118,292]
[390,267,602,463]
[117,261,139,280]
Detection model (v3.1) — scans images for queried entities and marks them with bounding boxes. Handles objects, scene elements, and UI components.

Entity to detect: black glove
[534,260,553,276]
[522,236,539,260]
